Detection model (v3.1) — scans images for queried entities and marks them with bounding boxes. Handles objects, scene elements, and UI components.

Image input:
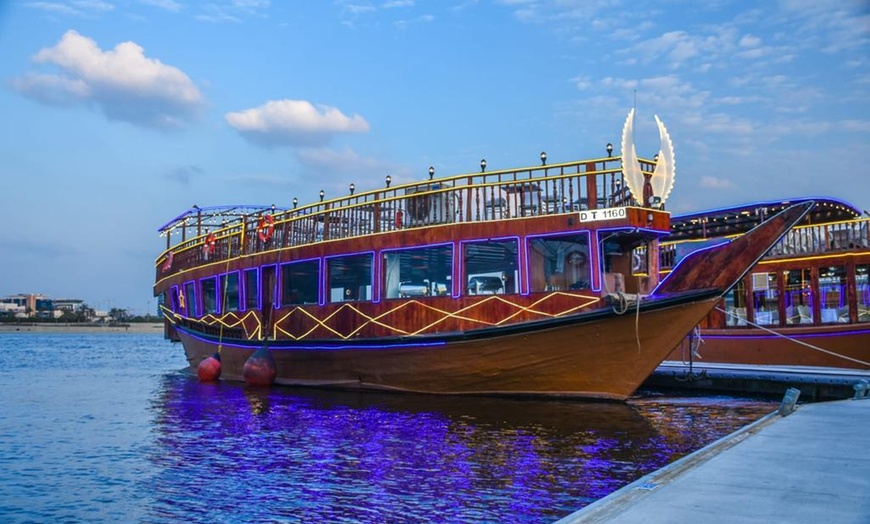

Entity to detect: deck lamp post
[480,159,487,173]
[292,197,298,208]
[319,190,325,202]
[429,166,435,180]
[271,204,276,213]
[540,151,547,166]
[349,183,355,195]
[606,143,613,157]
[385,175,392,188]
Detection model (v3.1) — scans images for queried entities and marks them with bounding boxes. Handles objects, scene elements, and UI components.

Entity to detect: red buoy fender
[257,214,275,243]
[243,345,276,386]
[394,208,403,229]
[197,352,222,382]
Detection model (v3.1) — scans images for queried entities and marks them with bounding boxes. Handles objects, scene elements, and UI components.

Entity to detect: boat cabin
[153,155,670,341]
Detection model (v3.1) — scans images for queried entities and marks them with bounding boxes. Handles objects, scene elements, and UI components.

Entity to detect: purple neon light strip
[277,257,320,308]
[671,196,857,222]
[459,235,521,297]
[324,250,375,303]
[651,237,731,297]
[702,327,870,340]
[523,231,592,294]
[179,326,447,351]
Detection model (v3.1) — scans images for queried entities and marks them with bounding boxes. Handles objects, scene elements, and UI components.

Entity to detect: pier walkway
[556,397,870,523]
[645,361,870,400]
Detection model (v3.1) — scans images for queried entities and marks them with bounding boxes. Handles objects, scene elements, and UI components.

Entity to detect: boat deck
[644,361,870,400]
[556,396,870,523]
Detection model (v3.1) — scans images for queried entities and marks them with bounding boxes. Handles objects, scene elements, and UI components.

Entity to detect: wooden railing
[156,155,658,279]
[654,217,870,272]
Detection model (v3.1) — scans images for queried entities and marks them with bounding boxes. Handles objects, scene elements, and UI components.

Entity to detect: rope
[634,284,641,352]
[716,306,870,367]
[680,325,704,365]
[217,251,233,354]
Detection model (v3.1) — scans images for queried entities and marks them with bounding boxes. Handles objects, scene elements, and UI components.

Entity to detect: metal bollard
[853,380,869,400]
[779,387,801,416]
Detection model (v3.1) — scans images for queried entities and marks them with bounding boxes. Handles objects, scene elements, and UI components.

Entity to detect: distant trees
[108,307,130,323]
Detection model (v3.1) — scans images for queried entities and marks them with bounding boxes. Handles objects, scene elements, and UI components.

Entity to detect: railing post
[585,163,597,209]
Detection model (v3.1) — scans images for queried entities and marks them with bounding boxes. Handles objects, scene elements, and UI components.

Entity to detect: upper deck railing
[656,216,870,272]
[156,155,658,279]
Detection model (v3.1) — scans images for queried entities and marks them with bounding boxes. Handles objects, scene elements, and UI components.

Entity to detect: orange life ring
[258,214,275,243]
[203,233,216,255]
[161,251,174,273]
[567,250,588,266]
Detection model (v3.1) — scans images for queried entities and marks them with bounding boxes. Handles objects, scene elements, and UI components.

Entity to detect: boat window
[327,253,373,302]
[201,277,217,315]
[462,239,519,295]
[724,279,747,326]
[220,272,240,313]
[819,266,849,323]
[857,264,869,323]
[281,259,320,305]
[784,268,813,325]
[183,280,197,317]
[751,272,779,326]
[383,245,453,299]
[527,233,591,292]
[169,286,180,313]
[244,268,259,311]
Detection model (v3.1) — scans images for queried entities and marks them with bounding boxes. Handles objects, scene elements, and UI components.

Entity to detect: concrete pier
[556,397,870,523]
[645,361,870,400]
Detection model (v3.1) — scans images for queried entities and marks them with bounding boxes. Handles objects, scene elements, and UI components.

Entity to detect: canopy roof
[668,197,863,241]
[157,204,282,234]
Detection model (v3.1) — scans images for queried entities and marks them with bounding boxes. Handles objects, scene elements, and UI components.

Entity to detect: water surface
[0,333,775,523]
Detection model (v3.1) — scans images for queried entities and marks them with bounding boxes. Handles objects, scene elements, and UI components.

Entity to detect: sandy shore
[0,322,165,334]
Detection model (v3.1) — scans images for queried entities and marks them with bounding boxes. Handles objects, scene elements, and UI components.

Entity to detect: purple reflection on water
[143,375,773,523]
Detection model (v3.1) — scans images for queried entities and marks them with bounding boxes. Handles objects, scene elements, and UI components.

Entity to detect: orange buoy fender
[197,352,222,382]
[243,345,276,386]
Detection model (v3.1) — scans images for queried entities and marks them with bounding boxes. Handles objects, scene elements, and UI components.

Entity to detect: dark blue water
[0,333,775,523]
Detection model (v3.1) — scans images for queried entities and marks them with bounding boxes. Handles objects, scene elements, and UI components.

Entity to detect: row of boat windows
[723,263,870,326]
[169,234,597,317]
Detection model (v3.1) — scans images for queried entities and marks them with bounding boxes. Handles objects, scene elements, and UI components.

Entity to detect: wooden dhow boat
[657,198,870,371]
[152,113,811,400]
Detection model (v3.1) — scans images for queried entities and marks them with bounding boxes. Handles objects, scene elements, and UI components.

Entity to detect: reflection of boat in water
[654,198,870,370]
[152,112,810,400]
[147,375,773,523]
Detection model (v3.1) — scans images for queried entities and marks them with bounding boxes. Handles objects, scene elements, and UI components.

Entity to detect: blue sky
[1,0,868,314]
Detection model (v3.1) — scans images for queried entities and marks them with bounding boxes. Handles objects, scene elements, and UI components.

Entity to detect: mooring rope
[716,306,870,367]
[680,325,704,365]
[217,245,233,354]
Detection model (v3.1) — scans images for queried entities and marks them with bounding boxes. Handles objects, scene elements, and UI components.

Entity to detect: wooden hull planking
[668,324,870,370]
[178,294,721,400]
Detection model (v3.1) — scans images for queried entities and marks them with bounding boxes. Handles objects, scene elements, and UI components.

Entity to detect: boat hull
[668,324,870,370]
[177,292,721,400]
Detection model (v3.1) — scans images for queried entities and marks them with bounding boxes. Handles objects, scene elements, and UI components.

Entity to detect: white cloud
[138,0,183,12]
[700,176,736,190]
[294,147,410,193]
[71,0,113,12]
[382,0,414,8]
[23,2,79,15]
[12,30,204,129]
[226,99,370,147]
[195,0,271,23]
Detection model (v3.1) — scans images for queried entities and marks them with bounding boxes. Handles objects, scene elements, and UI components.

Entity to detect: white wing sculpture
[620,108,645,203]
[619,109,676,207]
[651,115,676,205]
